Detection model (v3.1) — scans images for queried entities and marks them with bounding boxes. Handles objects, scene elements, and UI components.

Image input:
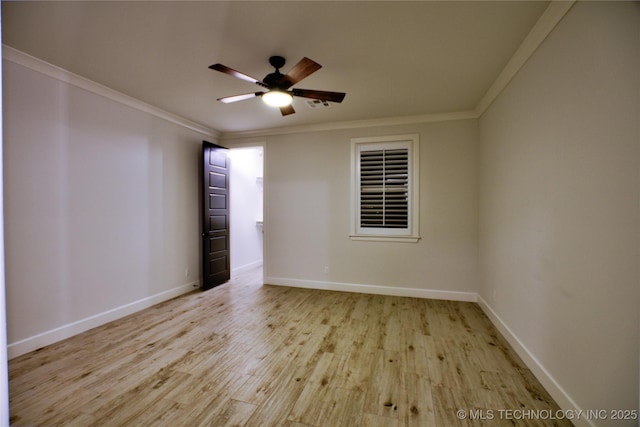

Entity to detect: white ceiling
[2,1,550,135]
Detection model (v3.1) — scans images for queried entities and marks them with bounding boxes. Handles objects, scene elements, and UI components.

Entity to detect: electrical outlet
[323,266,330,274]
[185,268,189,278]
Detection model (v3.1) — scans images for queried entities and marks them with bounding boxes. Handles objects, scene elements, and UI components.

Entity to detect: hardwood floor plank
[404,372,436,426]
[316,387,365,427]
[401,329,431,378]
[215,399,258,427]
[243,364,312,427]
[9,266,572,426]
[361,412,401,427]
[336,344,377,392]
[363,350,405,419]
[288,357,365,426]
[82,367,191,425]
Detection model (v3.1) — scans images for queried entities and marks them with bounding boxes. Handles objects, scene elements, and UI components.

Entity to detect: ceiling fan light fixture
[262,90,293,107]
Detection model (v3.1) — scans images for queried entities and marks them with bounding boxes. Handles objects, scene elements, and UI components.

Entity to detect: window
[350,134,420,242]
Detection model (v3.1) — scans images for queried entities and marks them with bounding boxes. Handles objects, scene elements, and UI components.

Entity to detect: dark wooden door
[202,141,230,290]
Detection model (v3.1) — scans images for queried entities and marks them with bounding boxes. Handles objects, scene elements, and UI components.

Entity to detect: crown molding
[474,0,575,116]
[2,45,219,139]
[219,110,478,141]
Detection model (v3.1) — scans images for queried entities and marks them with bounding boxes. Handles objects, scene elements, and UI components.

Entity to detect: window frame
[350,134,420,243]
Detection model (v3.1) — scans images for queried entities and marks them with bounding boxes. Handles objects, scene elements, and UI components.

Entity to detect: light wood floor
[9,267,571,427]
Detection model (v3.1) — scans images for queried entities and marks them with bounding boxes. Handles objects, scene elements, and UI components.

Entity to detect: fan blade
[292,89,346,103]
[280,57,321,89]
[209,64,268,88]
[217,92,263,103]
[280,104,295,116]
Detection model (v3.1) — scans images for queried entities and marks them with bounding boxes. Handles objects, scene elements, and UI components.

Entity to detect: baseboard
[264,276,477,302]
[477,295,594,427]
[7,280,200,359]
[232,260,263,276]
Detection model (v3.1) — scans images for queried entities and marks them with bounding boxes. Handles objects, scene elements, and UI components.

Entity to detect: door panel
[209,215,227,231]
[209,194,226,210]
[202,141,230,290]
[209,236,227,253]
[209,172,226,189]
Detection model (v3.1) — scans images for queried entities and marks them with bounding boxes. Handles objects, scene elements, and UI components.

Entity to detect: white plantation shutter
[351,135,420,242]
[360,148,409,229]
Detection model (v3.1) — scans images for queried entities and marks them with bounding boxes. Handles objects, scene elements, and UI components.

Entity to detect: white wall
[3,58,209,357]
[229,146,264,274]
[225,119,479,299]
[478,2,639,424]
[0,15,11,425]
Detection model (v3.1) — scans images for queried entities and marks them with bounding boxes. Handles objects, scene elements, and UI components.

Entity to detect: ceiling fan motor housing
[268,55,286,69]
[263,56,287,88]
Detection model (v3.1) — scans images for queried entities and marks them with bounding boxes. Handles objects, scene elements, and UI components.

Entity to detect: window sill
[349,235,421,243]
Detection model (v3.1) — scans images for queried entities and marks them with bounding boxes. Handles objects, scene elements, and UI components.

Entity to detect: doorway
[228,145,264,276]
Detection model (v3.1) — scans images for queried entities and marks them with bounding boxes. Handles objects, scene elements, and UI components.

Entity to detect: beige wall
[3,59,206,356]
[478,1,639,422]
[226,119,479,297]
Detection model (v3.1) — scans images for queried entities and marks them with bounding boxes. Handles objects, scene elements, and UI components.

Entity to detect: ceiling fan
[209,56,346,116]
